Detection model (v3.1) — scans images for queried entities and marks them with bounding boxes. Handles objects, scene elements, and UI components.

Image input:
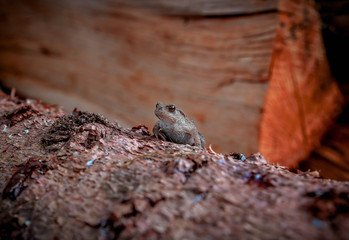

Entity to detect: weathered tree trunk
[1,93,349,240]
[0,0,343,167]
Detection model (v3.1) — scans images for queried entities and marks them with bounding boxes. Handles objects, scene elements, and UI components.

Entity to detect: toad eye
[168,105,176,112]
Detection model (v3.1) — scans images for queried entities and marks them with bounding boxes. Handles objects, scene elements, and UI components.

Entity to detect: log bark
[0,0,343,167]
[1,93,349,240]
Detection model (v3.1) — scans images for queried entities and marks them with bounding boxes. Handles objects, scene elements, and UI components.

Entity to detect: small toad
[153,102,206,148]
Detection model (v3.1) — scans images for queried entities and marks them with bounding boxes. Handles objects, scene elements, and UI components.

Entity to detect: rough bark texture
[1,93,349,240]
[0,0,343,167]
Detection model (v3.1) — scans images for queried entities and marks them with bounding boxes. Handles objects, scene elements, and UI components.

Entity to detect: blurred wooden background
[0,0,347,179]
[298,0,349,181]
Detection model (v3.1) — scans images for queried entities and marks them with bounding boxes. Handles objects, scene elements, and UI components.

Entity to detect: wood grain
[260,0,344,166]
[107,0,278,16]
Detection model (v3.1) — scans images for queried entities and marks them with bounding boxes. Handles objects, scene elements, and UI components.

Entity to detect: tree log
[299,120,349,181]
[1,93,349,240]
[0,0,343,167]
[295,0,349,181]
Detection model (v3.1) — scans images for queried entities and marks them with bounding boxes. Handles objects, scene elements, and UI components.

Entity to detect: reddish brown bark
[1,93,349,240]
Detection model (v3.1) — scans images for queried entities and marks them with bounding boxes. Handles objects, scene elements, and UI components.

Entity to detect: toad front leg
[191,130,204,148]
[153,121,171,141]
